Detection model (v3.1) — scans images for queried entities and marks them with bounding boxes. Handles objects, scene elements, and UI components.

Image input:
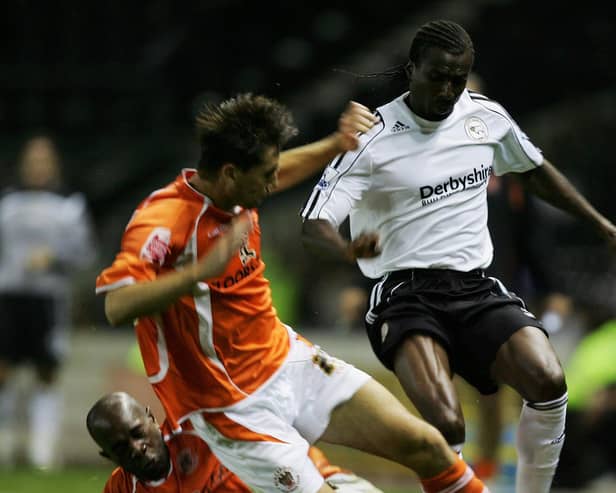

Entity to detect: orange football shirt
[102,421,249,493]
[96,170,290,429]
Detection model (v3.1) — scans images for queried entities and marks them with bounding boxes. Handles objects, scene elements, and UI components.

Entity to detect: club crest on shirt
[464,116,488,141]
[274,466,300,492]
[239,234,256,266]
[140,227,171,266]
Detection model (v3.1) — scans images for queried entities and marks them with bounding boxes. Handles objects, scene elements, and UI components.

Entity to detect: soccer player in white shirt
[301,19,616,493]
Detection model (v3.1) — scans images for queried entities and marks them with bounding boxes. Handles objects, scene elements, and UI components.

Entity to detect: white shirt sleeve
[493,116,544,176]
[300,143,373,228]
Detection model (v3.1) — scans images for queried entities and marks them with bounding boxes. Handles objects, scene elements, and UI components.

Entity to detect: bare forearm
[276,134,342,192]
[275,101,377,193]
[301,219,355,263]
[525,160,612,231]
[104,266,201,326]
[104,212,253,326]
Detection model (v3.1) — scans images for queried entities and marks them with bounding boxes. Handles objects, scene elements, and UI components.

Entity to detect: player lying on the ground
[87,391,384,493]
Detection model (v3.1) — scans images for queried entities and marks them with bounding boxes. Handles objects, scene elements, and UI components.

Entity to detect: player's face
[233,146,279,209]
[101,404,170,482]
[19,137,61,189]
[407,46,473,121]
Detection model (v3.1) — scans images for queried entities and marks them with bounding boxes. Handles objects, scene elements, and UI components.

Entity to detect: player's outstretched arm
[522,159,616,249]
[274,101,377,193]
[104,213,252,326]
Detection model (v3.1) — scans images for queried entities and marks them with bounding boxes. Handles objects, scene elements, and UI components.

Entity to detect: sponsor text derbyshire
[420,164,492,205]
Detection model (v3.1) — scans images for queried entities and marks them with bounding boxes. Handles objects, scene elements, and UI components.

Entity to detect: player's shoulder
[104,467,136,493]
[129,180,201,229]
[366,92,435,141]
[465,89,515,122]
[347,94,406,145]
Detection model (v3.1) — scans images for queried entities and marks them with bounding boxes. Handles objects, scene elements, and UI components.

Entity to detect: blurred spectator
[0,135,97,469]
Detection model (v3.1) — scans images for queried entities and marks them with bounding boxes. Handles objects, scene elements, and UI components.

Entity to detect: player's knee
[396,424,454,478]
[429,407,465,445]
[529,364,567,402]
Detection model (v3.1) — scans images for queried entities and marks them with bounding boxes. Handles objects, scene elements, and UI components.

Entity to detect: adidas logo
[391,120,411,133]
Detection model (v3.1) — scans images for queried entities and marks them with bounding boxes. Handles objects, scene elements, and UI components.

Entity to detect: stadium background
[1,0,615,491]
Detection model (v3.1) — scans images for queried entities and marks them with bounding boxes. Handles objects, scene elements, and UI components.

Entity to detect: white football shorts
[187,328,371,493]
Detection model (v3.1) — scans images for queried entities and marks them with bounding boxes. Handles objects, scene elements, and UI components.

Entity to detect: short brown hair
[196,93,298,173]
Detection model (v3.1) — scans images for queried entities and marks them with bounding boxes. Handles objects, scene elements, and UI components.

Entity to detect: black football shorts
[365,268,546,394]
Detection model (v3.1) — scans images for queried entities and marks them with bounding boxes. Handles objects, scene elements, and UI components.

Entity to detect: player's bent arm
[302,218,355,263]
[302,218,380,263]
[105,214,252,326]
[104,268,201,326]
[274,102,376,193]
[275,135,347,193]
[522,159,616,241]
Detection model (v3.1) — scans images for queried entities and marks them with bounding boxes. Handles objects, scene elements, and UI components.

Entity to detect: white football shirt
[301,89,543,278]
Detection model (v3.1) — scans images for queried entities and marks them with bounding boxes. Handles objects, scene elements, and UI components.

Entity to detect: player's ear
[221,163,238,182]
[145,405,157,425]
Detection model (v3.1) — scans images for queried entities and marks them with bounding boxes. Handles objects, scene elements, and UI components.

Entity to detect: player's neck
[404,93,449,122]
[188,173,235,212]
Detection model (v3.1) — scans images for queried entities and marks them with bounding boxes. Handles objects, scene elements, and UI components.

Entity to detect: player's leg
[0,360,17,467]
[27,295,63,469]
[187,337,342,493]
[0,294,21,466]
[189,407,338,492]
[320,378,487,492]
[393,333,466,452]
[29,363,61,469]
[308,446,385,493]
[364,275,466,454]
[491,325,567,493]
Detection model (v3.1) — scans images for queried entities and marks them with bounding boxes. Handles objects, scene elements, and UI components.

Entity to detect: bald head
[86,392,169,481]
[86,392,143,446]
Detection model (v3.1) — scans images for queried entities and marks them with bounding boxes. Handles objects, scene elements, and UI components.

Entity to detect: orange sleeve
[96,199,183,292]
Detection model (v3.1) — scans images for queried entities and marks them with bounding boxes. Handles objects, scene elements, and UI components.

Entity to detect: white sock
[27,386,62,468]
[0,385,18,466]
[515,392,567,493]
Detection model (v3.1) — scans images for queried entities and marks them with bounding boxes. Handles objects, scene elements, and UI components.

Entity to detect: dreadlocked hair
[332,20,474,81]
[332,63,407,80]
[195,93,298,173]
[409,20,474,65]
